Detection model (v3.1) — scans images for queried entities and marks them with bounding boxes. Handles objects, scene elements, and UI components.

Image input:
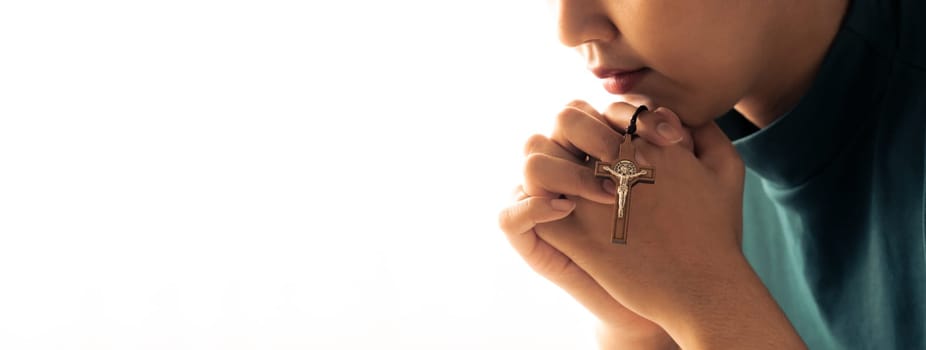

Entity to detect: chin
[662,94,737,127]
[683,103,737,128]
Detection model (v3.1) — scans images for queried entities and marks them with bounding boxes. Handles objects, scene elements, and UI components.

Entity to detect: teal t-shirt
[717,0,926,348]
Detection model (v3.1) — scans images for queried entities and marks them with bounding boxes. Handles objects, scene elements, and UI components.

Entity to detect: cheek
[638,13,751,88]
[623,3,761,123]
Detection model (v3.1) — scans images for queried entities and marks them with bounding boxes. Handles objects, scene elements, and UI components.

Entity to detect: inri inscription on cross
[594,135,655,244]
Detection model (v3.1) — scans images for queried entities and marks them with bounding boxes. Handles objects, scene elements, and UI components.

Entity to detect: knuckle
[497,209,508,231]
[565,99,591,109]
[529,257,567,280]
[498,204,522,233]
[604,102,636,125]
[523,153,549,175]
[565,100,596,115]
[555,105,583,128]
[523,134,549,155]
[510,184,528,201]
[523,196,544,214]
[528,260,552,276]
[614,101,636,110]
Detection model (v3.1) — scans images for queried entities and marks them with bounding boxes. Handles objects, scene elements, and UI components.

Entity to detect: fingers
[521,100,691,204]
[565,99,601,117]
[511,184,529,201]
[651,107,695,151]
[691,122,743,181]
[498,196,575,238]
[523,135,596,198]
[497,194,637,325]
[601,102,694,151]
[524,153,615,204]
[538,100,692,166]
[551,102,626,162]
[523,134,579,161]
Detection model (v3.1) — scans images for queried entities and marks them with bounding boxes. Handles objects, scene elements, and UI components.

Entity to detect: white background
[0,1,622,349]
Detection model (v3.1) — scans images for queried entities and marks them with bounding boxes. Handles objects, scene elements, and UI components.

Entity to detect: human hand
[498,186,674,347]
[523,101,749,341]
[499,100,691,348]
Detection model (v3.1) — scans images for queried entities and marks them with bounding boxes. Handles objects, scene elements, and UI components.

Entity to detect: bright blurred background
[0,1,623,349]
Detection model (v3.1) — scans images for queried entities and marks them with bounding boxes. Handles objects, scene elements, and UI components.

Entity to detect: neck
[734,0,849,128]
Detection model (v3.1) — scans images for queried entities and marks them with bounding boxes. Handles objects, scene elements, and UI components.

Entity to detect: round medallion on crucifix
[614,160,638,175]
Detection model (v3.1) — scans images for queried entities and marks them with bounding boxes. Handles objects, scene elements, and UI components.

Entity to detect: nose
[554,0,618,47]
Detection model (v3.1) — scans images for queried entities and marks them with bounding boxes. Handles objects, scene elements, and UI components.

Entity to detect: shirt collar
[718,0,894,188]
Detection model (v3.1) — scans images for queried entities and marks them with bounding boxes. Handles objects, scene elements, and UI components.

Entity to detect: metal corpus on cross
[594,108,655,244]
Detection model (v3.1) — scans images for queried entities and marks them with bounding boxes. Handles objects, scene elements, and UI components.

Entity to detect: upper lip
[591,66,646,79]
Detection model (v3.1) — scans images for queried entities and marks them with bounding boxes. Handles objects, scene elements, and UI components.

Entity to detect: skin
[500,0,849,348]
[554,0,848,127]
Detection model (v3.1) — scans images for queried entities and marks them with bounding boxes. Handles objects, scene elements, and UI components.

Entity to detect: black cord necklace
[626,105,647,137]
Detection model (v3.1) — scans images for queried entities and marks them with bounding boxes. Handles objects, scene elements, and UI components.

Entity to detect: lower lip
[602,68,649,94]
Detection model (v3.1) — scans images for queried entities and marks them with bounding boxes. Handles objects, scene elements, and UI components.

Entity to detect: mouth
[592,67,650,95]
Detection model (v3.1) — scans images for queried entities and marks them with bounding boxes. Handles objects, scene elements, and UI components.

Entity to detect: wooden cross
[594,136,655,244]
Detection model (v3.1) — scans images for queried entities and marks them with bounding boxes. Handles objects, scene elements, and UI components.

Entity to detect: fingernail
[551,199,575,211]
[602,179,617,195]
[656,122,683,143]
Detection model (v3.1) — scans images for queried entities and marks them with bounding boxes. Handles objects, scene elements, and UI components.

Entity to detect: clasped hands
[499,100,750,349]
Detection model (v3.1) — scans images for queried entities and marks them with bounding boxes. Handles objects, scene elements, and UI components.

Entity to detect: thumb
[691,122,742,181]
[651,107,694,151]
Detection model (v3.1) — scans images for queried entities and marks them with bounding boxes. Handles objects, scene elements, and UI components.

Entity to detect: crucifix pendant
[594,136,655,244]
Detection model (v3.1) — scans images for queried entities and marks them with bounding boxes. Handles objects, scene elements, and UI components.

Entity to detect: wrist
[653,253,806,350]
